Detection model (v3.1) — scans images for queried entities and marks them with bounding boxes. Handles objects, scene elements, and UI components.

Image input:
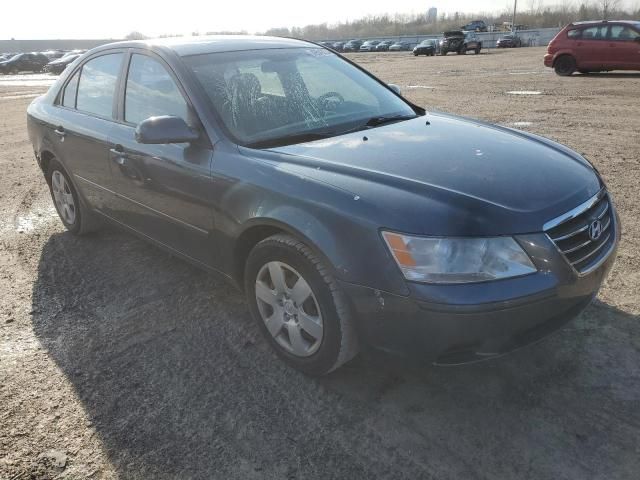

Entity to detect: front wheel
[475,47,481,54]
[554,55,576,76]
[245,234,358,375]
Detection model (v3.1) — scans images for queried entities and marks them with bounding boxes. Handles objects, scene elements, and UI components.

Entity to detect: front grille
[544,189,616,274]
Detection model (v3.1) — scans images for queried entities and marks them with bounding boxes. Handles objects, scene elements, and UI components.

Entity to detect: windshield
[420,40,434,46]
[185,47,416,147]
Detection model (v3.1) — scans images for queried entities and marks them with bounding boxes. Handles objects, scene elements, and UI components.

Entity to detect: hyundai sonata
[27,36,619,375]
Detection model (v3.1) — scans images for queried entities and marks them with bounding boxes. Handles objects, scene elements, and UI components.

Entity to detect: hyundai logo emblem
[589,219,603,241]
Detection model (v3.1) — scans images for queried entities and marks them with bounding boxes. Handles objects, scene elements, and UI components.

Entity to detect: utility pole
[512,0,518,32]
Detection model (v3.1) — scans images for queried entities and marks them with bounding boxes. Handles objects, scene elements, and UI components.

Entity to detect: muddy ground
[1,47,639,479]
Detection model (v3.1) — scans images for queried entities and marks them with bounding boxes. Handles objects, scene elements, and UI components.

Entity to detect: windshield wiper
[333,114,418,136]
[364,114,418,127]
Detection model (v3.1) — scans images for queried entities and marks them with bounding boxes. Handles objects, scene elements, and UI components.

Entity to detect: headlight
[382,232,536,284]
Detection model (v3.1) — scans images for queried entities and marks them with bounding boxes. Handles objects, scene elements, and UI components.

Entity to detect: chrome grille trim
[543,188,606,231]
[543,188,616,275]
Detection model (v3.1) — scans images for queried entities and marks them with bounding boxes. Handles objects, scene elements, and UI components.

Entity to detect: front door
[106,52,215,266]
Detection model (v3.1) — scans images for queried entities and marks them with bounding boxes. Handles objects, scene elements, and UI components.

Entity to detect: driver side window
[124,54,189,125]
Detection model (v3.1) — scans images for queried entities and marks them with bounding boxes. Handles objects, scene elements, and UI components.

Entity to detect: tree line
[262,1,640,40]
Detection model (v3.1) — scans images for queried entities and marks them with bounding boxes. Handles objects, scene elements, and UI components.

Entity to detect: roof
[93,35,317,57]
[571,20,640,27]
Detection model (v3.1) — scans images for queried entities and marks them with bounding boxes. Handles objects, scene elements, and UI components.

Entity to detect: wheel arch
[232,216,340,291]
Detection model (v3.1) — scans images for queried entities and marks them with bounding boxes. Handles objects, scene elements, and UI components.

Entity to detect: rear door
[607,24,640,69]
[106,51,215,266]
[574,24,609,69]
[50,51,124,210]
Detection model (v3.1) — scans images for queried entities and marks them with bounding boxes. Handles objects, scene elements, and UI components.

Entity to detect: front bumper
[544,53,554,67]
[340,229,618,365]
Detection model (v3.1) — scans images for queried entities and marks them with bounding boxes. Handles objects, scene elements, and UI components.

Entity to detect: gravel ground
[1,48,639,479]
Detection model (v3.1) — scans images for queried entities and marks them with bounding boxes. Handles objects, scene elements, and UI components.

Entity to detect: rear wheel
[46,158,100,235]
[245,234,358,375]
[554,55,576,76]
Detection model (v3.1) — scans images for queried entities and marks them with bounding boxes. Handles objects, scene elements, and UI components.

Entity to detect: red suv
[545,20,640,75]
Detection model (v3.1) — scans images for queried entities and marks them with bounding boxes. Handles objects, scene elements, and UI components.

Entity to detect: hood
[242,113,601,236]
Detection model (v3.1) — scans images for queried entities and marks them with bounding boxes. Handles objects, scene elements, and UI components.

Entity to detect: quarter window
[62,70,79,108]
[124,54,189,125]
[567,29,581,39]
[76,53,123,118]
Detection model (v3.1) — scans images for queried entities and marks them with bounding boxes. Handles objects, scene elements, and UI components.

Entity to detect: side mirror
[135,115,199,144]
[388,83,401,95]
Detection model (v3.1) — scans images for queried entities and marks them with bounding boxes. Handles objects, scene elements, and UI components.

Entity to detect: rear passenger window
[76,53,123,118]
[124,54,189,125]
[62,70,79,108]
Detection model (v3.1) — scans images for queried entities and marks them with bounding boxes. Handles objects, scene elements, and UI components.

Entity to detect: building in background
[427,7,438,24]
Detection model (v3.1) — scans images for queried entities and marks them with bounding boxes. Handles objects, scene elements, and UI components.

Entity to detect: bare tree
[125,31,148,40]
[599,0,621,19]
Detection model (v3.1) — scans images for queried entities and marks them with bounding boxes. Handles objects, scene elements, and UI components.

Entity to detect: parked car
[318,41,334,49]
[332,41,345,52]
[389,41,411,51]
[45,53,82,74]
[439,31,482,55]
[413,39,437,56]
[545,20,640,75]
[375,40,394,51]
[462,20,488,32]
[0,52,49,74]
[343,40,363,52]
[359,40,380,52]
[28,36,619,375]
[42,50,66,60]
[496,34,522,48]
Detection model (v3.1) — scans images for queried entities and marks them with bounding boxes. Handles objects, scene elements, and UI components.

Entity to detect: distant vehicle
[359,40,380,52]
[439,31,482,55]
[413,39,437,56]
[45,53,82,74]
[545,20,640,75]
[389,41,411,51]
[462,20,488,32]
[343,40,363,52]
[375,40,394,51]
[496,35,522,48]
[42,50,66,60]
[0,52,49,74]
[318,41,334,49]
[331,41,345,52]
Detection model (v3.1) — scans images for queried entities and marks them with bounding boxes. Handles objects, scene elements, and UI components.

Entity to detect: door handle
[53,126,66,139]
[109,147,128,165]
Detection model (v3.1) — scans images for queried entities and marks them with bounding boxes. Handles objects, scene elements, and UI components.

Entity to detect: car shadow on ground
[574,72,640,78]
[30,229,640,479]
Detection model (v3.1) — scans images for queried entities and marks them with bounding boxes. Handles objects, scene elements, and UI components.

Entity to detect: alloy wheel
[255,261,323,357]
[51,170,76,225]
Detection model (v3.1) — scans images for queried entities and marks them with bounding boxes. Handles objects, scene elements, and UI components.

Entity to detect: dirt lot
[1,47,639,479]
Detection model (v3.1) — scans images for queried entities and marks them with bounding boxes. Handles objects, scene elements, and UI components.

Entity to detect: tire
[554,55,576,76]
[440,49,447,56]
[245,234,358,376]
[46,158,100,235]
[475,46,481,54]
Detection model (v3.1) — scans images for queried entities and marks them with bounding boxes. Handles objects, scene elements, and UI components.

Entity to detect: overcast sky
[4,0,638,39]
